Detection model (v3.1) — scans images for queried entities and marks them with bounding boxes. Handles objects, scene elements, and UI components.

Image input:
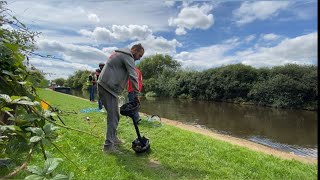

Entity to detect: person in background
[127,67,142,124]
[97,44,144,153]
[95,68,103,111]
[99,63,105,71]
[96,63,104,112]
[88,71,96,102]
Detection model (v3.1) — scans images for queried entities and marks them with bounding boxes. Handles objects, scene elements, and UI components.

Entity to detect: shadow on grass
[111,144,212,179]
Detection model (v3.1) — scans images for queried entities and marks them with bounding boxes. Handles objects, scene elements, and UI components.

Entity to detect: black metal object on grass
[120,101,150,153]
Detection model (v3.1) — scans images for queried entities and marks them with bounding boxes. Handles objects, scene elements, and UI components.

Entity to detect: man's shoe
[103,145,122,154]
[114,138,124,145]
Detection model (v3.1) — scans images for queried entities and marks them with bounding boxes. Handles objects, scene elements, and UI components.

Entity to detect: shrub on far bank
[146,91,158,97]
[178,93,192,100]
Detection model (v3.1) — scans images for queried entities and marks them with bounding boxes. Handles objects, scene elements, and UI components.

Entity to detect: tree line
[137,55,317,110]
[54,54,317,110]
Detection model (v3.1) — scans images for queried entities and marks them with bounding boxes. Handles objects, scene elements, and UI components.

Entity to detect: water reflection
[71,89,90,100]
[139,97,317,158]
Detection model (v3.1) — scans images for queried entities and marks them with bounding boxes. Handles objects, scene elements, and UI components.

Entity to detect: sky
[5,0,318,80]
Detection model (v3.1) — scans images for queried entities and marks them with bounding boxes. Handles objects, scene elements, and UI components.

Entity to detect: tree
[53,78,65,86]
[137,54,181,80]
[137,54,181,95]
[194,64,258,101]
[248,64,318,109]
[29,69,49,88]
[64,70,90,89]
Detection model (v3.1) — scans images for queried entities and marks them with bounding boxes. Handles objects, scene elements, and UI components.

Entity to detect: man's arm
[137,69,143,92]
[123,56,140,102]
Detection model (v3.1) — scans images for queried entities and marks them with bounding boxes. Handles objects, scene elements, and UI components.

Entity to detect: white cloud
[233,1,290,26]
[244,34,256,43]
[164,1,175,7]
[36,30,94,45]
[235,49,255,57]
[132,35,182,57]
[240,32,317,67]
[36,39,108,64]
[174,32,317,69]
[33,32,316,80]
[288,1,318,21]
[8,2,89,30]
[29,57,94,80]
[7,1,173,32]
[102,47,118,55]
[175,27,187,35]
[174,37,240,69]
[261,33,280,41]
[30,35,181,80]
[169,3,214,35]
[79,25,153,42]
[87,13,100,23]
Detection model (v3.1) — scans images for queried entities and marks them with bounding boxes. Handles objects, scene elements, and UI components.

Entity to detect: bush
[178,93,192,99]
[0,2,72,178]
[249,74,309,108]
[145,91,158,97]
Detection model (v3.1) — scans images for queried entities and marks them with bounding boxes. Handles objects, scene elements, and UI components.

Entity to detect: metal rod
[132,116,142,141]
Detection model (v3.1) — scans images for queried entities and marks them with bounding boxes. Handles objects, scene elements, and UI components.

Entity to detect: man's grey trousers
[98,85,119,147]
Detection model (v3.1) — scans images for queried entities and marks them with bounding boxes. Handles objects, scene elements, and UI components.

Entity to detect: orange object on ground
[40,101,49,110]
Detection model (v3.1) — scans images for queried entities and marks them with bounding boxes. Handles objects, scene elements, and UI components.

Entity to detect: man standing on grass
[96,63,105,112]
[97,44,144,153]
[88,71,96,102]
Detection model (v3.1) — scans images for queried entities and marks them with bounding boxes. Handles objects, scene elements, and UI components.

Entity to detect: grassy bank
[12,89,317,179]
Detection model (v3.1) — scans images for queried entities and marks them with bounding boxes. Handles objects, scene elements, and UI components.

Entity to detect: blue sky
[5,0,318,80]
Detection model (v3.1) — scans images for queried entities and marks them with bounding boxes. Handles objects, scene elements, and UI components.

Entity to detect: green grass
[10,89,318,179]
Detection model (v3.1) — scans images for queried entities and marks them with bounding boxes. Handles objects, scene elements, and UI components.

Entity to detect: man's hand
[134,92,140,103]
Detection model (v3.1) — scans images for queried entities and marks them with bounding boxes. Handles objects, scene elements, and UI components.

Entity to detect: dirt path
[141,113,317,165]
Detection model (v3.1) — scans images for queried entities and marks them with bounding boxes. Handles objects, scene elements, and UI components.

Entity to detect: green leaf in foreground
[30,136,43,142]
[27,165,43,175]
[24,174,46,180]
[43,158,63,175]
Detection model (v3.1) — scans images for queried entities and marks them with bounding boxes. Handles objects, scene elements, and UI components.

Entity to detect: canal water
[71,89,318,158]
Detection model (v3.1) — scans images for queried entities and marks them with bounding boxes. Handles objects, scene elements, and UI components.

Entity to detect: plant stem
[51,142,84,174]
[47,120,101,138]
[40,140,47,160]
[1,144,35,179]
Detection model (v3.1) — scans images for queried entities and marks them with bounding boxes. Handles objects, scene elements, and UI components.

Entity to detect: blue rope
[80,108,101,113]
